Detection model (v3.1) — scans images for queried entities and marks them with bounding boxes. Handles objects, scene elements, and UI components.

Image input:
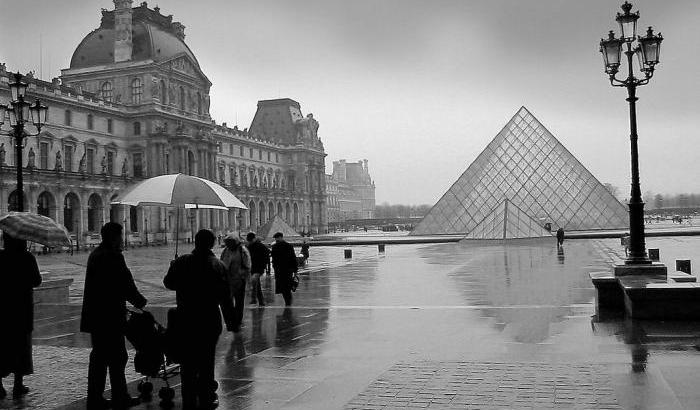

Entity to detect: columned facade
[0,1,327,245]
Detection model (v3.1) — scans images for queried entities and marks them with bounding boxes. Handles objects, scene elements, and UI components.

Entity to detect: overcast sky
[1,0,699,205]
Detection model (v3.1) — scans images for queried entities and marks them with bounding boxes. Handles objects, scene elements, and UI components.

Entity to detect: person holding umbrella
[0,232,42,399]
[0,211,71,400]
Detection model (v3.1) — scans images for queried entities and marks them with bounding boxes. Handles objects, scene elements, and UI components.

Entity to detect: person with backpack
[220,235,251,332]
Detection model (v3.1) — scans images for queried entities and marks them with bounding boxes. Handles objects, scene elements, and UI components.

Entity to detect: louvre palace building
[0,0,328,243]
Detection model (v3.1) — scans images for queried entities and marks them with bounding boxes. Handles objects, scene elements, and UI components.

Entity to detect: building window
[160,80,167,103]
[39,142,49,169]
[217,143,222,153]
[133,121,141,135]
[275,153,279,163]
[179,87,185,111]
[267,152,271,161]
[64,145,73,172]
[107,151,114,175]
[249,148,253,158]
[133,153,143,178]
[130,206,138,232]
[258,150,262,160]
[229,144,233,155]
[219,165,225,183]
[101,81,113,102]
[239,146,244,156]
[87,148,95,173]
[197,92,202,114]
[165,153,169,173]
[131,78,142,104]
[87,114,94,130]
[64,110,72,126]
[107,119,113,134]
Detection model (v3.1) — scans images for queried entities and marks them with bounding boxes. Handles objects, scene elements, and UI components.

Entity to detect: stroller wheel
[159,386,175,403]
[138,380,153,399]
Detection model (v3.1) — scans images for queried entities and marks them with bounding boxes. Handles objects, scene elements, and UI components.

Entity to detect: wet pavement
[3,238,700,409]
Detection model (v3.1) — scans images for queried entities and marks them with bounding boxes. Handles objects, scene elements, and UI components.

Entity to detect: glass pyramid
[411,107,628,236]
[464,199,552,240]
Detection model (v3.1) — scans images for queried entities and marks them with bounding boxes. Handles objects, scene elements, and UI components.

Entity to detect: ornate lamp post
[599,2,663,265]
[0,72,49,212]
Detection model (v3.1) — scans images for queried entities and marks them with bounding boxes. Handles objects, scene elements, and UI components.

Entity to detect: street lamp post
[599,2,663,265]
[0,72,49,212]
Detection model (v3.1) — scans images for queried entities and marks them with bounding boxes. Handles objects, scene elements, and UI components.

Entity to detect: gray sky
[1,0,699,204]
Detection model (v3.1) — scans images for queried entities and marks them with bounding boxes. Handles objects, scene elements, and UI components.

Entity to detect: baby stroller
[125,308,181,408]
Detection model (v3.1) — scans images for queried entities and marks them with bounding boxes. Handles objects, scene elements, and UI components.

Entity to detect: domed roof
[69,6,201,70]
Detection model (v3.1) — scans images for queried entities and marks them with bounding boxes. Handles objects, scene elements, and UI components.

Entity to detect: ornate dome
[69,4,201,70]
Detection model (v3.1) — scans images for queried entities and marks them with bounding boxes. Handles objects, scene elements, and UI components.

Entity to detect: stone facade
[329,159,375,221]
[0,1,327,243]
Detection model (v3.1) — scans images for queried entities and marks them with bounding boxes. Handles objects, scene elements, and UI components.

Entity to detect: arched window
[101,82,113,102]
[187,151,195,176]
[259,202,266,226]
[179,87,185,111]
[87,194,104,232]
[131,78,143,104]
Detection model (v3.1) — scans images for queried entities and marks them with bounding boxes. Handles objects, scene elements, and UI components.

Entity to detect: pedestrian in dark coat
[0,232,42,400]
[246,232,270,306]
[164,229,234,410]
[270,232,297,306]
[81,222,146,409]
[556,227,565,248]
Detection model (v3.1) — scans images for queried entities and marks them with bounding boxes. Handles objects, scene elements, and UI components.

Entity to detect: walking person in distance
[0,232,42,400]
[270,232,298,306]
[246,232,270,306]
[220,235,251,332]
[81,222,147,409]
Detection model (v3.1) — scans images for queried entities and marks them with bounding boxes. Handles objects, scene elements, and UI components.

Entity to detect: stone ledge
[613,262,668,276]
[618,276,700,320]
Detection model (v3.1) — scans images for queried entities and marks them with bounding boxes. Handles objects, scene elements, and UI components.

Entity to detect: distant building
[328,159,375,222]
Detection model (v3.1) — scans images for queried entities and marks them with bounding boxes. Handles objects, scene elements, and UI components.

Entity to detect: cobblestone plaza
[3,236,700,409]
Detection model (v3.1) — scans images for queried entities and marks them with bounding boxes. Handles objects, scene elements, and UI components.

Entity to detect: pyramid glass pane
[412,107,629,236]
[464,199,552,240]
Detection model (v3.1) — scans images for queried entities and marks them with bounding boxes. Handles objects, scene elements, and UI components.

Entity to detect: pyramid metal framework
[411,107,628,236]
[464,199,552,240]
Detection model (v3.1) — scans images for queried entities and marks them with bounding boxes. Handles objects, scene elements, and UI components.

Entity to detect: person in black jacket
[81,222,147,409]
[0,233,42,400]
[164,229,234,410]
[270,232,297,306]
[246,232,270,306]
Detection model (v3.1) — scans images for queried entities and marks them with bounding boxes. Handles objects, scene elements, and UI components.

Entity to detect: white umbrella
[112,174,247,257]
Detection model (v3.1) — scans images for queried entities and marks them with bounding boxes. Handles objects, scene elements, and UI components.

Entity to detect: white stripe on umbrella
[0,212,72,247]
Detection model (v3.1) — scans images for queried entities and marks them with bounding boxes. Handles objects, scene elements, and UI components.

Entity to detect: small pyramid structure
[257,214,300,241]
[464,199,552,240]
[411,107,628,235]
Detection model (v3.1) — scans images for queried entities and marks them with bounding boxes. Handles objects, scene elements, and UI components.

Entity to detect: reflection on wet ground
[6,238,700,409]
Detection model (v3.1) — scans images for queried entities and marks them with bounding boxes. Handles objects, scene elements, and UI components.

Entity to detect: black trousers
[87,332,128,406]
[232,281,246,327]
[281,289,292,306]
[180,334,219,409]
[250,273,264,304]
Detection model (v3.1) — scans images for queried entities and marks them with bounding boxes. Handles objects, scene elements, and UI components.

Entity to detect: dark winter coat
[247,239,270,274]
[164,248,234,335]
[0,248,42,333]
[271,240,297,294]
[80,244,147,334]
